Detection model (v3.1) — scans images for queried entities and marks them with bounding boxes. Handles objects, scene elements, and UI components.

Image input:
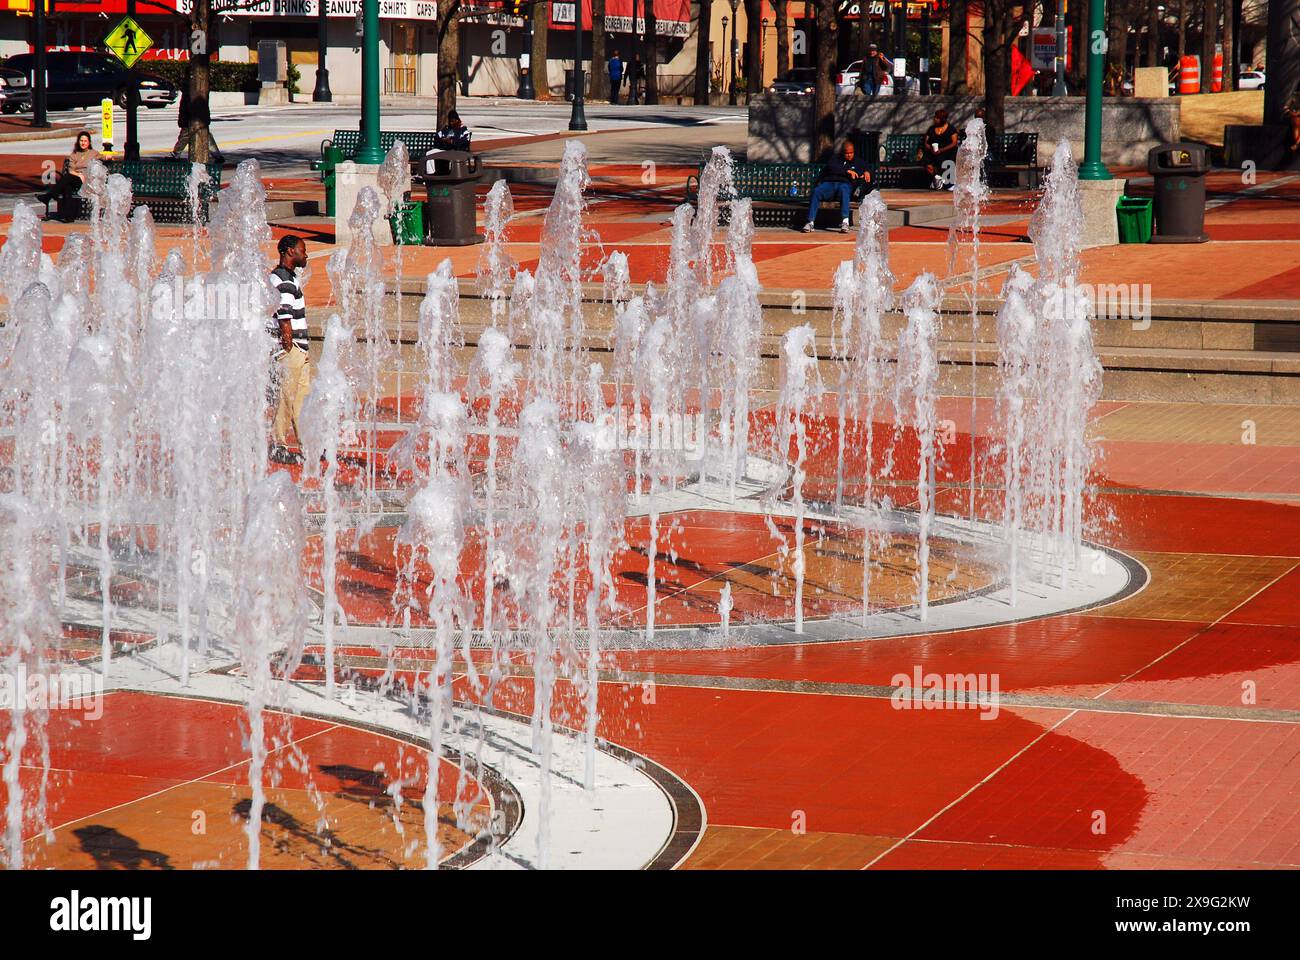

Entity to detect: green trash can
[1116,196,1153,244]
[321,145,343,218]
[389,200,425,245]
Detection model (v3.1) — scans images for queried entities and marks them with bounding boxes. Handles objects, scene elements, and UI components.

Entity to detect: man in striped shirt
[269,234,311,465]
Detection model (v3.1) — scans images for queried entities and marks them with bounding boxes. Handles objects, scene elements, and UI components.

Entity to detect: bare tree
[695,0,714,104]
[592,0,609,100]
[645,0,659,103]
[1200,0,1219,92]
[745,0,763,93]
[437,0,461,126]
[947,0,970,94]
[776,0,790,78]
[1221,0,1235,90]
[533,1,551,98]
[982,0,1028,137]
[185,0,213,163]
[813,0,838,159]
[1177,0,1186,58]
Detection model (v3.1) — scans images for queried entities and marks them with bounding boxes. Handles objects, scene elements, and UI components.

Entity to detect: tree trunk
[644,0,659,103]
[982,0,1013,138]
[1220,0,1234,90]
[776,0,789,78]
[592,0,608,99]
[532,2,551,99]
[946,0,969,94]
[437,1,460,126]
[1176,0,1186,58]
[745,0,763,93]
[1264,0,1300,124]
[1069,0,1086,92]
[695,0,714,103]
[813,0,837,159]
[1108,10,1129,95]
[187,0,212,163]
[1200,0,1218,93]
[1147,0,1159,66]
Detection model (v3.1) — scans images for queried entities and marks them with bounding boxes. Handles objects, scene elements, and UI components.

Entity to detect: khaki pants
[273,346,312,447]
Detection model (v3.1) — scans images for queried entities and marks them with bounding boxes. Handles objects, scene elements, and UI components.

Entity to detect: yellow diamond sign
[103,16,152,69]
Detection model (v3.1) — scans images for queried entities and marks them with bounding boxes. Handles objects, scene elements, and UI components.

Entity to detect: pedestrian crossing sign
[103,16,152,70]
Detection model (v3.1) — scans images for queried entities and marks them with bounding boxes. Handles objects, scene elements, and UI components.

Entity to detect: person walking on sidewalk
[268,235,312,465]
[627,53,643,105]
[608,49,624,105]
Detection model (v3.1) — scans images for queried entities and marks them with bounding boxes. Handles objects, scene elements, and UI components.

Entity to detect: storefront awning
[550,0,693,37]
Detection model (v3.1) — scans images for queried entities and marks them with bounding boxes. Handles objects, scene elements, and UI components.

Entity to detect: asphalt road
[0,97,749,173]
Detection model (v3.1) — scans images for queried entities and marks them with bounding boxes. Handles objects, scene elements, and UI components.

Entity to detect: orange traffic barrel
[1177,55,1200,94]
[1212,52,1223,92]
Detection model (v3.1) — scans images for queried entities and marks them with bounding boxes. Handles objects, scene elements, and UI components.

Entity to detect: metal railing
[384,67,416,95]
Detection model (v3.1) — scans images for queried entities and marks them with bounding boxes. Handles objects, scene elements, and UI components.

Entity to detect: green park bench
[988,132,1043,188]
[685,160,878,228]
[310,129,446,172]
[66,159,223,222]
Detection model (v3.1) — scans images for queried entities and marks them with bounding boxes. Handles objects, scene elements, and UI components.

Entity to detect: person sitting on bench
[435,110,472,151]
[36,130,99,223]
[918,109,960,191]
[802,141,871,234]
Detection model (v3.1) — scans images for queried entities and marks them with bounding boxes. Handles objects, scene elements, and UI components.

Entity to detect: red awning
[550,0,692,36]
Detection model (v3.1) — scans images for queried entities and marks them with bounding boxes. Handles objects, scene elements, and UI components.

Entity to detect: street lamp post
[722,15,732,105]
[313,0,332,101]
[919,2,930,94]
[356,0,384,164]
[893,0,906,97]
[1053,0,1069,96]
[569,0,588,128]
[1079,0,1111,179]
[761,17,768,82]
[125,0,140,160]
[728,0,739,105]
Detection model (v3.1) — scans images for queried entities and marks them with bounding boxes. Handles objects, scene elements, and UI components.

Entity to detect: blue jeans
[862,75,881,96]
[807,182,850,224]
[610,75,622,103]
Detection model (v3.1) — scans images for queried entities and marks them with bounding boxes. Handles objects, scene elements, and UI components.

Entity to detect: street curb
[0,126,78,143]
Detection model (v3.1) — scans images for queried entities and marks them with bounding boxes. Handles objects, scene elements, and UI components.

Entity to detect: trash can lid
[424,149,472,162]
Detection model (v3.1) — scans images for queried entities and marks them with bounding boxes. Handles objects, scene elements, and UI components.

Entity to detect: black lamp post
[313,0,332,101]
[32,0,49,129]
[722,15,732,104]
[728,0,739,105]
[569,0,588,129]
[892,0,906,98]
[519,2,535,98]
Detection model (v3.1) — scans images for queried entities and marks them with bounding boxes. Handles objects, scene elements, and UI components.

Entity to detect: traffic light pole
[32,0,49,128]
[517,1,535,98]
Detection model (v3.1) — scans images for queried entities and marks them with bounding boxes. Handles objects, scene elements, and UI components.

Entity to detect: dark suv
[1,51,177,111]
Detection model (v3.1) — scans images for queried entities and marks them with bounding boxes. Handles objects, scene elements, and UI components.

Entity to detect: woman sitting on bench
[919,109,960,191]
[37,131,100,223]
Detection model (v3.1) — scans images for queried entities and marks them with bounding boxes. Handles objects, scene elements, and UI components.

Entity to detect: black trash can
[1147,142,1210,243]
[420,149,483,246]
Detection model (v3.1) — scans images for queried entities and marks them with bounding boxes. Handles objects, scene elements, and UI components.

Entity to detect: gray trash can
[420,149,483,246]
[1147,142,1210,244]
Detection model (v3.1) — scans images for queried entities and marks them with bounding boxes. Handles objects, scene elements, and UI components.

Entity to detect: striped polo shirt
[269,265,309,354]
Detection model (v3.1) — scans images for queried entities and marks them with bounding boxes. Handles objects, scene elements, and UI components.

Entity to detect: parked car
[1,51,177,111]
[768,67,818,95]
[834,62,920,96]
[1238,69,1266,90]
[0,64,31,114]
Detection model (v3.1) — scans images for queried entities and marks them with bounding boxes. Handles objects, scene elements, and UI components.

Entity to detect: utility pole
[313,0,332,101]
[893,0,906,97]
[357,0,383,163]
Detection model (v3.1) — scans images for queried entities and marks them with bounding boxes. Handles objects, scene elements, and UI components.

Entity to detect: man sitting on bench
[802,141,871,234]
[435,110,472,151]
